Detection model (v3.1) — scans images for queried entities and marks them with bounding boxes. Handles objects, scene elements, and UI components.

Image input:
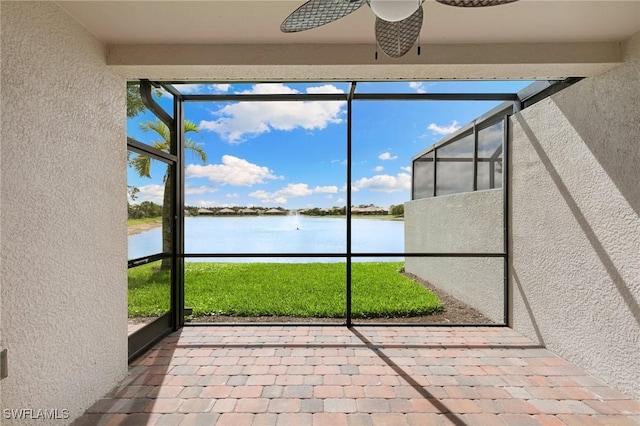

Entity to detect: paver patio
[74,326,640,425]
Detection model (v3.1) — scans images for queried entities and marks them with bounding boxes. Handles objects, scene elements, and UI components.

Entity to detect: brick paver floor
[73,326,640,425]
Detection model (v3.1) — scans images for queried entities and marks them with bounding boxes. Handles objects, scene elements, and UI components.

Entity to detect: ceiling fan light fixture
[368,0,421,22]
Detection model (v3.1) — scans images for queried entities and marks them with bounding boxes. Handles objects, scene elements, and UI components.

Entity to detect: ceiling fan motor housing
[368,0,422,22]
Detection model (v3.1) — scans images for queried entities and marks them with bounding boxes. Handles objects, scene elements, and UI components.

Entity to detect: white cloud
[249,190,271,200]
[211,84,231,93]
[373,166,384,172]
[174,84,202,94]
[409,82,437,94]
[250,189,289,204]
[134,184,165,204]
[306,85,344,94]
[427,120,461,136]
[200,83,346,143]
[313,185,338,194]
[185,185,218,195]
[185,155,280,186]
[226,193,239,198]
[409,82,426,93]
[249,183,336,204]
[193,199,218,208]
[336,197,345,203]
[401,166,411,173]
[281,183,314,197]
[379,152,398,161]
[352,173,411,193]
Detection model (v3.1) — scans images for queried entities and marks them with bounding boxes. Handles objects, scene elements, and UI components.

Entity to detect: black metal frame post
[346,82,356,327]
[433,148,438,197]
[502,114,510,326]
[473,122,479,191]
[173,93,186,330]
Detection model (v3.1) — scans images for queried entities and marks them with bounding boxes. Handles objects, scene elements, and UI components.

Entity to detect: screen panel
[436,133,474,196]
[413,152,434,200]
[477,120,504,190]
[128,152,173,259]
[128,259,172,335]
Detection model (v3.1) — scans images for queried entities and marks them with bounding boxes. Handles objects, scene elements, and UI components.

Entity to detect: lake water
[129,216,405,262]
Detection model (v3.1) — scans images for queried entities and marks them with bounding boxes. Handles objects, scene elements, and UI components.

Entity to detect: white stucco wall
[1,3,127,424]
[404,189,504,323]
[510,31,640,399]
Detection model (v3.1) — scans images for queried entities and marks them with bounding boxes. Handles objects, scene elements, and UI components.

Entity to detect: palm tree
[131,119,206,269]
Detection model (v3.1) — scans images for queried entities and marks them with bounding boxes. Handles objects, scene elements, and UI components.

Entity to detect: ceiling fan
[281,0,519,58]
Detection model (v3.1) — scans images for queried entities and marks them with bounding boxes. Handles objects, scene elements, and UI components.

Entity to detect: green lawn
[127,216,162,226]
[128,262,442,319]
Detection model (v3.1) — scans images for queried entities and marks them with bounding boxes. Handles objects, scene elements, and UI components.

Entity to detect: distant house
[217,208,236,215]
[197,208,214,215]
[264,208,287,215]
[351,206,387,215]
[239,208,258,215]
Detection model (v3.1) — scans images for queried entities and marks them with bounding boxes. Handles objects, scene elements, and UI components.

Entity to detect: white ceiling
[56,0,640,81]
[58,1,640,45]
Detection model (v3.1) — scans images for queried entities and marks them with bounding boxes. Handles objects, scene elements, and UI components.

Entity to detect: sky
[127,80,532,210]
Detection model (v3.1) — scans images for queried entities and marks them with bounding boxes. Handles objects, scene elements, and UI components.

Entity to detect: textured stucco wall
[0,0,3,413]
[405,190,504,323]
[1,3,127,423]
[510,31,640,399]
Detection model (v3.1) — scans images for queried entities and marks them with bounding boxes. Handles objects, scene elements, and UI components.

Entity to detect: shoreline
[127,214,403,236]
[128,220,162,236]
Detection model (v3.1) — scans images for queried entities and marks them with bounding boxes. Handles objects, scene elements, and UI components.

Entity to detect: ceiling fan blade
[281,0,366,33]
[435,0,519,7]
[375,6,423,58]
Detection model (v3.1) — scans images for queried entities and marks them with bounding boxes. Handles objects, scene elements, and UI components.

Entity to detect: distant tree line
[128,201,163,219]
[389,204,404,216]
[301,206,346,216]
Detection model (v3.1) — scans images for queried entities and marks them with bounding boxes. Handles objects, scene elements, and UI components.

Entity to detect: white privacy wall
[404,189,504,323]
[510,31,640,399]
[1,2,127,423]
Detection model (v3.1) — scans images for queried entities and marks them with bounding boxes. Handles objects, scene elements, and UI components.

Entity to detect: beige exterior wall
[0,3,127,424]
[510,31,640,399]
[404,189,504,323]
